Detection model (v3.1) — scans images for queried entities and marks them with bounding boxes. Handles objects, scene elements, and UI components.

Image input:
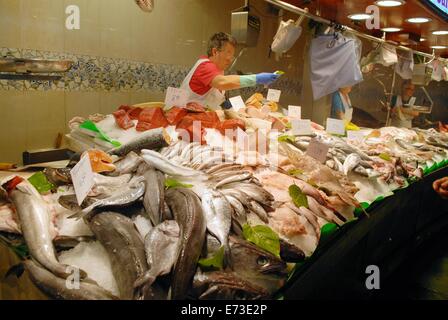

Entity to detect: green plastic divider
[79,120,121,148]
[319,223,339,245]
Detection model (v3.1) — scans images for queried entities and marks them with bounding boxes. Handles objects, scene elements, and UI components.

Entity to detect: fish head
[229,237,287,278]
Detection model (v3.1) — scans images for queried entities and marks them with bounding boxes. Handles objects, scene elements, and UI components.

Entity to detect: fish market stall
[1,93,448,300]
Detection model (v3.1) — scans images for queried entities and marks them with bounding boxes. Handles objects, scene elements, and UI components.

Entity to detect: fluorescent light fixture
[375,0,405,7]
[406,17,431,24]
[348,13,373,21]
[432,30,448,35]
[431,45,447,49]
[381,27,403,32]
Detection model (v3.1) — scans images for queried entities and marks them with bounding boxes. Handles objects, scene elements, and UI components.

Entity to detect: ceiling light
[375,0,405,7]
[433,30,448,35]
[348,13,373,21]
[431,45,447,49]
[406,17,431,24]
[381,27,403,32]
[420,38,426,42]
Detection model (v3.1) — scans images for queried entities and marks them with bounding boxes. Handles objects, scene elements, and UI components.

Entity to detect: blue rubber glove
[256,73,280,85]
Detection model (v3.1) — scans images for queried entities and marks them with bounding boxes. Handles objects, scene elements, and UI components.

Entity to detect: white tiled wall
[0,0,308,164]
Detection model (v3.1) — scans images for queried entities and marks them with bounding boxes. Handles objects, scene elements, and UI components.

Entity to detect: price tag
[288,105,301,119]
[347,130,367,141]
[165,87,189,108]
[326,118,345,136]
[70,153,94,206]
[267,89,281,102]
[292,119,312,136]
[306,138,329,163]
[229,95,246,112]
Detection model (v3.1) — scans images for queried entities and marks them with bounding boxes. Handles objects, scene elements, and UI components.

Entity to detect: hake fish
[142,166,165,226]
[134,220,180,289]
[69,180,146,220]
[165,188,206,300]
[4,177,86,279]
[89,211,165,300]
[24,259,119,300]
[201,189,232,265]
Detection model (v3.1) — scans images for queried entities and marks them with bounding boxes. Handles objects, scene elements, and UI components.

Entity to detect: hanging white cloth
[310,33,363,100]
[395,50,414,79]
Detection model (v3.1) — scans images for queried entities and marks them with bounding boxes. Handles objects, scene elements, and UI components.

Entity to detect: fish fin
[134,272,156,289]
[3,263,25,280]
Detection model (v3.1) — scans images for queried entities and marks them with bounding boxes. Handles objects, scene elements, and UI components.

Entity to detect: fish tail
[223,243,233,270]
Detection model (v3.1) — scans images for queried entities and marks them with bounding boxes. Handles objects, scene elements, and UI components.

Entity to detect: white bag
[271,19,303,54]
[310,33,363,101]
[431,60,443,82]
[412,63,433,86]
[395,50,414,79]
[377,43,398,66]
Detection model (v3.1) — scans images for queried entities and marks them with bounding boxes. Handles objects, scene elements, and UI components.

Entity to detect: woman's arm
[210,75,243,91]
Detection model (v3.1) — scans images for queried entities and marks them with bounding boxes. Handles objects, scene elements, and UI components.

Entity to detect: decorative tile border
[0,47,302,96]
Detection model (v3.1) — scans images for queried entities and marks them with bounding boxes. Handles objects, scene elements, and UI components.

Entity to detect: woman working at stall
[180,32,280,110]
[330,86,353,122]
[390,80,420,128]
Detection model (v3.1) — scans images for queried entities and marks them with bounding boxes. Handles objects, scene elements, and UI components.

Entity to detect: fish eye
[257,256,269,266]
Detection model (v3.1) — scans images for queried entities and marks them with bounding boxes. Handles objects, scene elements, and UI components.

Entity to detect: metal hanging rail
[265,0,447,63]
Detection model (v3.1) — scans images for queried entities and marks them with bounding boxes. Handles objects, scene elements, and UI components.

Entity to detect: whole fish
[113,151,144,175]
[24,259,119,300]
[89,211,165,300]
[214,172,253,188]
[69,180,146,220]
[5,178,85,279]
[142,167,165,226]
[141,149,206,179]
[201,189,232,266]
[343,153,362,175]
[109,127,170,156]
[165,188,206,300]
[192,271,270,300]
[134,220,180,289]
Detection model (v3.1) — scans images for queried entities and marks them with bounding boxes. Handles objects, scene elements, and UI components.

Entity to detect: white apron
[391,95,413,128]
[180,58,226,110]
[339,92,353,123]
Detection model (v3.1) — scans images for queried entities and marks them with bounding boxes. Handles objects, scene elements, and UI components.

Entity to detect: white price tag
[347,130,367,141]
[165,87,189,108]
[288,105,301,119]
[306,138,329,163]
[70,154,94,206]
[267,89,281,102]
[292,119,312,136]
[326,118,345,136]
[229,96,246,112]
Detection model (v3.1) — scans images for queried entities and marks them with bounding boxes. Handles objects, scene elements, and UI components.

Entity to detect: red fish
[113,109,134,130]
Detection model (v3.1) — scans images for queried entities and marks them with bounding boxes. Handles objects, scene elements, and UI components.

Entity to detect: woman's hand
[433,177,448,199]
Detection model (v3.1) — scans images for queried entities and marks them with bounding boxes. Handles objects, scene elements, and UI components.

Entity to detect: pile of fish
[1,124,447,301]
